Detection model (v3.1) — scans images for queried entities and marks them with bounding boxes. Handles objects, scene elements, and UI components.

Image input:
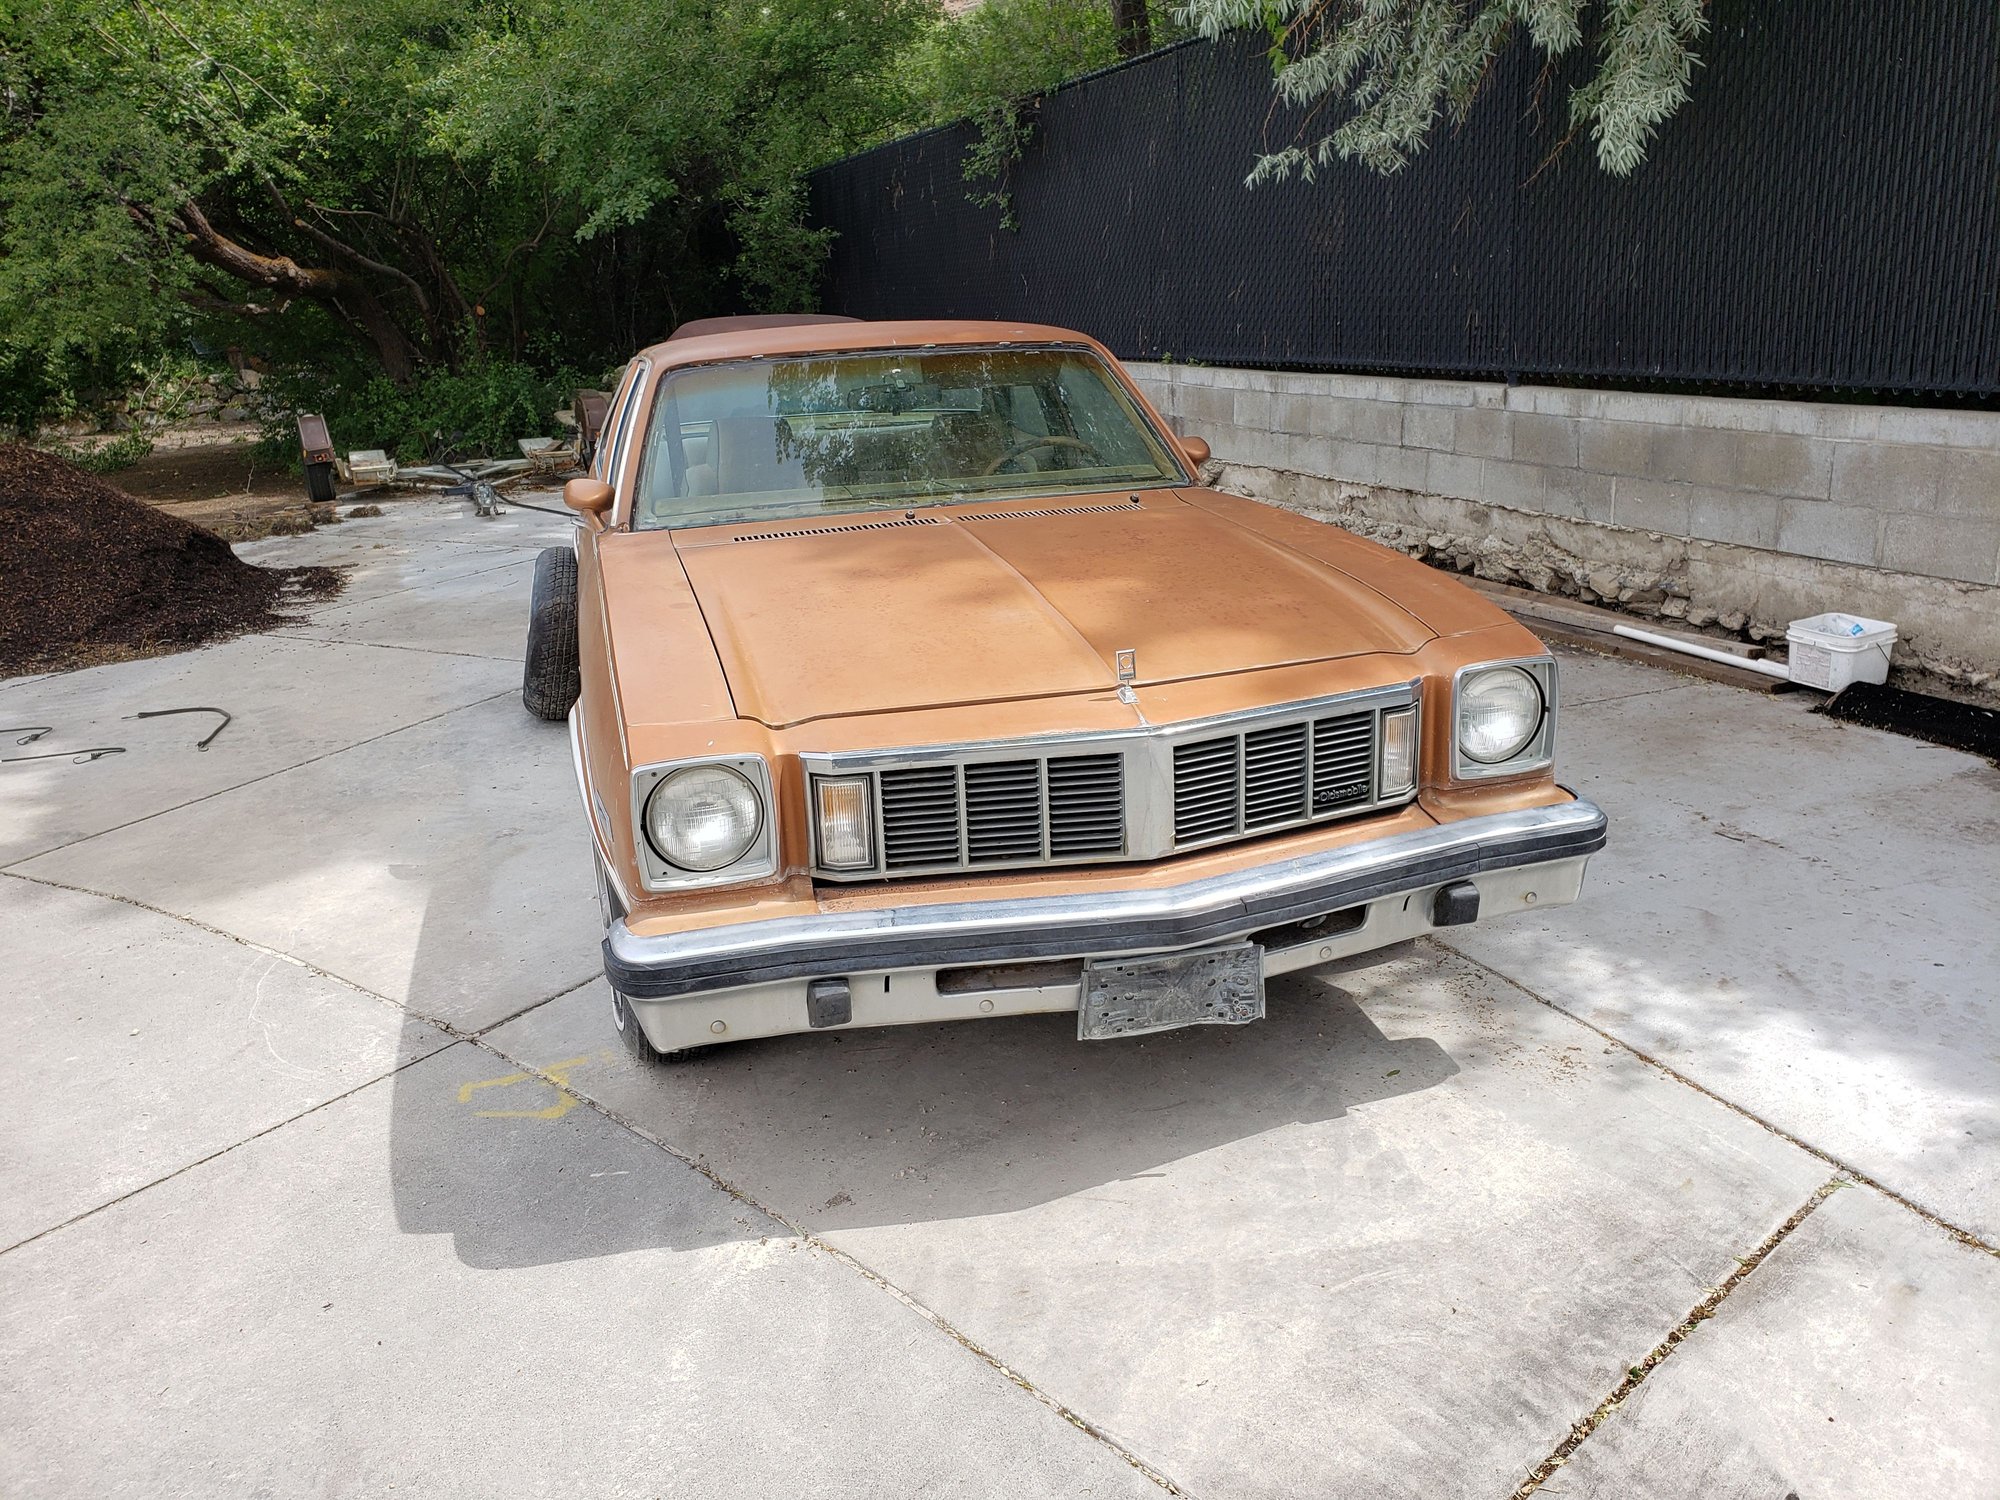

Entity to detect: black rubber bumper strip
[603,799,1608,1001]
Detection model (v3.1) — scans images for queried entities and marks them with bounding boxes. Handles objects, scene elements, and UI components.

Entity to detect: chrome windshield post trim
[604,797,1608,1000]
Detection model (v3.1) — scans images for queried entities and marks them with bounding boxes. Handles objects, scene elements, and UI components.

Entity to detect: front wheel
[609,986,703,1066]
[597,857,703,1065]
[522,546,580,721]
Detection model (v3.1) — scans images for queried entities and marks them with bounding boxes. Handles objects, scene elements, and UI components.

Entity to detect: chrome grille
[805,682,1416,880]
[1170,708,1381,850]
[1245,722,1310,827]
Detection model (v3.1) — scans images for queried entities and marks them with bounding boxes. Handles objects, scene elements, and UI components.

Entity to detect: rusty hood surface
[649,491,1437,728]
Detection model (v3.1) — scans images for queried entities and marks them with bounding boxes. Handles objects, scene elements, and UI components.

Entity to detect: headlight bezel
[630,754,777,891]
[1452,658,1557,781]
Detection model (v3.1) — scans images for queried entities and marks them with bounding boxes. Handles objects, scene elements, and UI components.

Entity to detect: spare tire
[522,546,581,721]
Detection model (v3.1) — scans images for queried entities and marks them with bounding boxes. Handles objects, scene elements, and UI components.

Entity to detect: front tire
[610,986,702,1065]
[523,546,580,721]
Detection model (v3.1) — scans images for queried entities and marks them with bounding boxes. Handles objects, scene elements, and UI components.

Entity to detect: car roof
[633,319,1112,369]
[666,313,861,341]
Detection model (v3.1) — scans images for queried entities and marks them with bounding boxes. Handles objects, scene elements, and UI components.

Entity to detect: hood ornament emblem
[1115,649,1138,705]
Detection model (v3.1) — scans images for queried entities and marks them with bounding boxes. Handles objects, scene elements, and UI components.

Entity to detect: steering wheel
[981,433,1102,475]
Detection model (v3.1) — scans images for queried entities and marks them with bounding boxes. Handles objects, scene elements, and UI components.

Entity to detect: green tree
[0,0,934,416]
[897,0,1180,220]
[436,0,936,316]
[1173,0,1710,180]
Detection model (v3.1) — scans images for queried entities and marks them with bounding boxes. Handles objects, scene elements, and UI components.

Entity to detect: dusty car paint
[563,320,1591,1035]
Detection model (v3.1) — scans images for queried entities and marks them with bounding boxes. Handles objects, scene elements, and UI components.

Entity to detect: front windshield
[633,345,1186,529]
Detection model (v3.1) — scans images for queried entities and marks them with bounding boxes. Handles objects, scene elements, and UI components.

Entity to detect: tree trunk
[1112,0,1150,57]
[167,200,424,383]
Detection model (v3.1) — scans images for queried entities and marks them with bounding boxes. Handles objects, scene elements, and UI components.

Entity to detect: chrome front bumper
[603,799,1607,1030]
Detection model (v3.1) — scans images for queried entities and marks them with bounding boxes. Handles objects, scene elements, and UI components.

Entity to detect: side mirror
[1178,434,1211,469]
[564,477,615,516]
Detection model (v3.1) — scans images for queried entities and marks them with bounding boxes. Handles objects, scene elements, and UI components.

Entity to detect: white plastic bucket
[1786,612,1897,691]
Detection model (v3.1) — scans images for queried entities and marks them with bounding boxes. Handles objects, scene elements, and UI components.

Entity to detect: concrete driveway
[3,495,1995,1498]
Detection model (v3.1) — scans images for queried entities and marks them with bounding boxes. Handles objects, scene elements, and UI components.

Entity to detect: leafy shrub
[258,357,597,467]
[39,432,155,473]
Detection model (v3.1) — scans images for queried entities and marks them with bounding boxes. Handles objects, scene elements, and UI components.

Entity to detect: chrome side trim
[568,706,634,915]
[605,797,1607,1000]
[799,681,1420,881]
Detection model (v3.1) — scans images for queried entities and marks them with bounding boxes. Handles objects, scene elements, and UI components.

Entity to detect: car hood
[665,491,1435,727]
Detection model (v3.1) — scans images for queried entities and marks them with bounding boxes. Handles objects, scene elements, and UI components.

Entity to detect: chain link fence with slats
[809,1,2000,399]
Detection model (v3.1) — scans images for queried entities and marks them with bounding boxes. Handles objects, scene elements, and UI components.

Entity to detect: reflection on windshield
[633,346,1185,529]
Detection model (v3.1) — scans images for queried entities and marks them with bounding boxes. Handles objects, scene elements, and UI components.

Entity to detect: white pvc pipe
[1611,623,1791,680]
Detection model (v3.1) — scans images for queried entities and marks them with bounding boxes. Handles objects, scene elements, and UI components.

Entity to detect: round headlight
[644,765,762,871]
[1458,667,1545,765]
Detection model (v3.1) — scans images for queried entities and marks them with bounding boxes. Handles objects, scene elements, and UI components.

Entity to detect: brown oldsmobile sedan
[523,316,1607,1062]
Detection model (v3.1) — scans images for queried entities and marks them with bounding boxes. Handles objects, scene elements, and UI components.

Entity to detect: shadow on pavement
[389,958,1457,1268]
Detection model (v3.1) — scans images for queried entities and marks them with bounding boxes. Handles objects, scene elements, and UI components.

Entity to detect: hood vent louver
[957,499,1145,522]
[732,515,943,542]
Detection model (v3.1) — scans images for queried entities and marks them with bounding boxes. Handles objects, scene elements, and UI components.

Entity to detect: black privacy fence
[808,0,1999,399]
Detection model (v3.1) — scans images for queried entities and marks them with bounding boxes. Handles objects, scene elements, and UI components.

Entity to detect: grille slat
[1244,722,1309,828]
[1047,753,1125,858]
[965,760,1043,863]
[1173,737,1242,843]
[1311,710,1377,813]
[880,766,962,869]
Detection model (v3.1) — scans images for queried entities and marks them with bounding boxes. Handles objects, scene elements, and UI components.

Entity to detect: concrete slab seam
[0,1041,463,1259]
[1438,941,2000,1260]
[259,632,525,665]
[455,1032,1190,1497]
[1,866,595,1044]
[468,972,607,1037]
[1510,1176,1848,1498]
[0,870,1178,1491]
[1554,677,1699,708]
[0,687,518,872]
[1,870,417,1023]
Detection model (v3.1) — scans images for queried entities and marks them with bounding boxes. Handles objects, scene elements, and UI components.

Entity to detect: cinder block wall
[1129,364,2000,687]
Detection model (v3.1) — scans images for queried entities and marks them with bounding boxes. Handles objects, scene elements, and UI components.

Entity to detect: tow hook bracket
[1432,881,1481,927]
[806,978,852,1029]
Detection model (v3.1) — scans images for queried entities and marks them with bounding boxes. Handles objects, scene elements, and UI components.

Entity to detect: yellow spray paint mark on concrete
[456,1056,591,1120]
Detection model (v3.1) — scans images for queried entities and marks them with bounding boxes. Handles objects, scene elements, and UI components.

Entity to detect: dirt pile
[0,443,343,677]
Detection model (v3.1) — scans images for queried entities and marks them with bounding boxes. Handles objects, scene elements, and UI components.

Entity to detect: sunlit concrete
[0,1044,1163,1500]
[485,952,1828,1498]
[2,502,1994,1497]
[1557,1184,2000,1498]
[1447,650,2000,1241]
[17,694,600,1031]
[0,635,516,866]
[0,878,451,1248]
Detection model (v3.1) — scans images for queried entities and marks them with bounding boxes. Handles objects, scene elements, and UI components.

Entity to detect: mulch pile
[1818,681,2000,766]
[0,443,344,677]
